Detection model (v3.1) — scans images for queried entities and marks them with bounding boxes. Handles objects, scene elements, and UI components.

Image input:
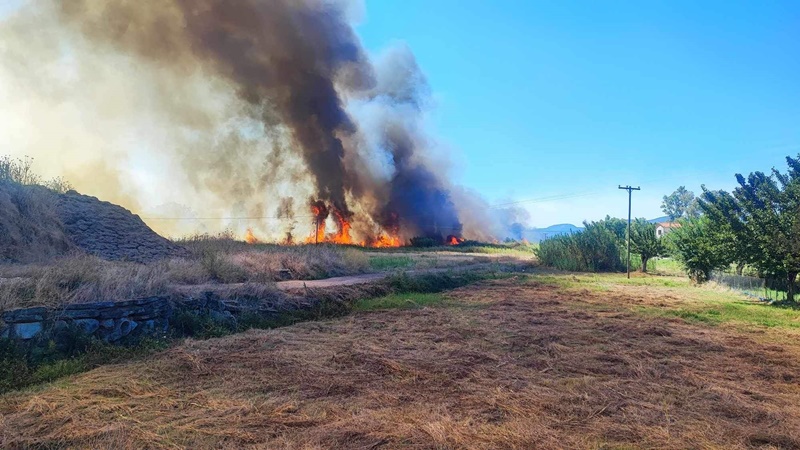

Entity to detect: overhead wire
[139,174,694,222]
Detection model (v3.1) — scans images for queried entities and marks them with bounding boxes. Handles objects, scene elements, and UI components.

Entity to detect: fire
[302,200,402,247]
[331,209,352,245]
[306,203,327,244]
[446,235,464,246]
[372,234,401,248]
[245,228,260,244]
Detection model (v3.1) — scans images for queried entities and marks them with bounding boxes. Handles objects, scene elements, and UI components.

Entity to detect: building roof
[657,222,682,229]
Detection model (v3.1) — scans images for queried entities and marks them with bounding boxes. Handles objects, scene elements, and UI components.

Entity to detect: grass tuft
[353,292,446,311]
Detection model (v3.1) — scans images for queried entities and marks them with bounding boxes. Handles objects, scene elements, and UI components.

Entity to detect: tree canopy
[665,216,734,283]
[629,219,663,273]
[699,155,800,301]
[661,186,699,221]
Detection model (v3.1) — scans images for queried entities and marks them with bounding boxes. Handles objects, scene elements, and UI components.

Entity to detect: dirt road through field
[275,263,495,290]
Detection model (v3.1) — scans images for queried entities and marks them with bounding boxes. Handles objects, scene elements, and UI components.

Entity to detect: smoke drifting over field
[0,0,523,243]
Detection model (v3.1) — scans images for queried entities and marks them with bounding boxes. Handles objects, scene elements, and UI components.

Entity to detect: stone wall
[0,293,283,344]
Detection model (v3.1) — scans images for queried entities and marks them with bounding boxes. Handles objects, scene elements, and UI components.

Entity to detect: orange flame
[372,234,401,248]
[331,209,352,244]
[446,235,465,246]
[245,228,260,244]
[303,201,402,248]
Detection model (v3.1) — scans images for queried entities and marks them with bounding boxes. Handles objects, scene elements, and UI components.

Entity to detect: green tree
[661,186,696,221]
[629,219,663,273]
[597,215,628,241]
[699,155,800,302]
[664,216,733,283]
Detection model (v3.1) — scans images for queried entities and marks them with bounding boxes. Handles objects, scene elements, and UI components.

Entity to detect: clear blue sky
[356,0,800,226]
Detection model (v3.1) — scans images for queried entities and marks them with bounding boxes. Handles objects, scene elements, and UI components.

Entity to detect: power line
[142,175,696,222]
[140,191,607,221]
[142,215,316,221]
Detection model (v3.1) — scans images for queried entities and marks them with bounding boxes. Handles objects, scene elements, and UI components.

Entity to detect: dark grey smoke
[51,0,465,242]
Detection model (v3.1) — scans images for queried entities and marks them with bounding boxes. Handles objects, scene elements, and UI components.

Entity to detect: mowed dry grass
[2,277,800,449]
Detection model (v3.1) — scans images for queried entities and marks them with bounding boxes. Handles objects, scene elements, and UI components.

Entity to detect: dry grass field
[2,273,800,449]
[0,240,508,312]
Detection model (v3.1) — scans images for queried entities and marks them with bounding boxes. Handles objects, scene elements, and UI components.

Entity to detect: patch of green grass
[368,256,415,271]
[0,337,170,394]
[523,272,800,330]
[353,292,447,311]
[649,257,686,277]
[615,276,689,288]
[653,301,800,329]
[435,244,537,257]
[375,242,537,257]
[529,273,692,292]
[386,269,512,293]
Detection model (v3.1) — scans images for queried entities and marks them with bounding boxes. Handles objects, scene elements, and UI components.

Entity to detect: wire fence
[710,271,791,302]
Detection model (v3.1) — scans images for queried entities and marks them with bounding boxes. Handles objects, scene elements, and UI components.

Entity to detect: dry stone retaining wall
[0,293,279,344]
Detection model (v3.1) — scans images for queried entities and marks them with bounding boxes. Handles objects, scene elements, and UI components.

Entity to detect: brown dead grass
[0,246,371,312]
[0,255,175,311]
[2,277,800,449]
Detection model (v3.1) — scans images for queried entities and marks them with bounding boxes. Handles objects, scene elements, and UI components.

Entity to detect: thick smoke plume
[0,0,514,243]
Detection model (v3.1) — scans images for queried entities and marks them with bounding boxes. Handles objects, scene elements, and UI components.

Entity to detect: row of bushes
[534,217,660,273]
[535,221,627,272]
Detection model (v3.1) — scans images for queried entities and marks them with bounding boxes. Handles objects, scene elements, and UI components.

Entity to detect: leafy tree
[628,219,663,273]
[685,198,703,220]
[664,216,733,283]
[697,187,749,275]
[699,155,800,302]
[661,186,697,221]
[597,215,628,241]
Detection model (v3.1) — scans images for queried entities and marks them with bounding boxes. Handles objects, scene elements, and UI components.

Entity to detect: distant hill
[523,223,583,243]
[647,215,671,224]
[524,216,671,243]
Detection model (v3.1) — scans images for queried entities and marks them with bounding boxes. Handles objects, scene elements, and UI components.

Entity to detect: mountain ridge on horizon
[523,215,672,243]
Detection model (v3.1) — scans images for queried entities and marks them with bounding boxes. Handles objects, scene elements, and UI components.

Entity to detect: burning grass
[2,274,800,448]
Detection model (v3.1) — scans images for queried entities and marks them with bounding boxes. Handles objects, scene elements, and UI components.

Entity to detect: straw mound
[0,183,185,263]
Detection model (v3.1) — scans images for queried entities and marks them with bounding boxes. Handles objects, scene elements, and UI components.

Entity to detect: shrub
[410,236,440,248]
[200,251,249,283]
[664,217,733,283]
[387,271,482,293]
[0,155,74,193]
[536,220,626,272]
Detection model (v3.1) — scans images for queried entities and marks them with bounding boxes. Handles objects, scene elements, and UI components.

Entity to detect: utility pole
[618,185,641,279]
[315,217,319,245]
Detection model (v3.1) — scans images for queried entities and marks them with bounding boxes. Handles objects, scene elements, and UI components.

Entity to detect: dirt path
[275,263,494,290]
[171,263,506,297]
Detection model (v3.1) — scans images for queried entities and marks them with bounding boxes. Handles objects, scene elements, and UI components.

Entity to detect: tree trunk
[735,262,744,276]
[788,272,798,303]
[641,256,649,273]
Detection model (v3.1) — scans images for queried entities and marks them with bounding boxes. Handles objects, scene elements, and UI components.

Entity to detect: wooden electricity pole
[618,185,641,279]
